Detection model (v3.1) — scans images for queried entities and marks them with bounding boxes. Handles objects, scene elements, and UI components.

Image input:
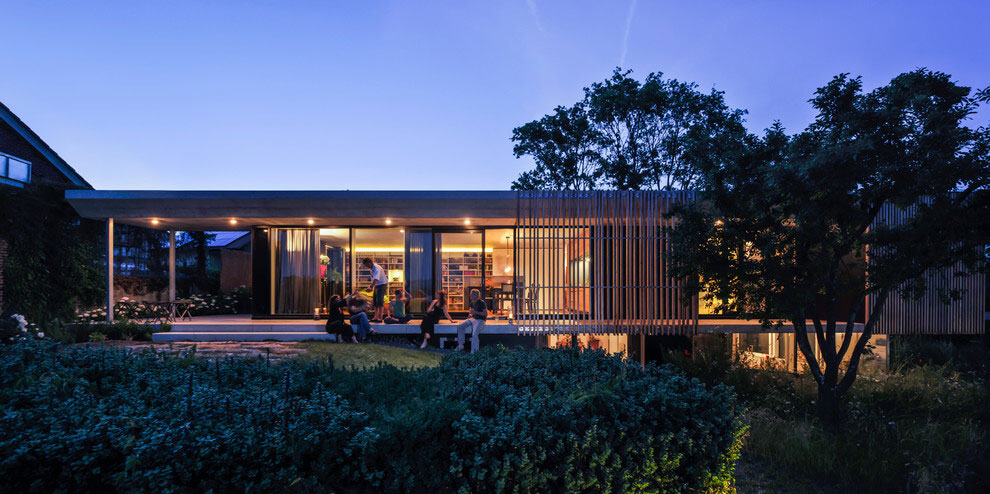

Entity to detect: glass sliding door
[272,228,321,315]
[437,231,486,312]
[405,229,433,314]
[485,228,514,319]
[353,228,405,303]
[319,228,351,310]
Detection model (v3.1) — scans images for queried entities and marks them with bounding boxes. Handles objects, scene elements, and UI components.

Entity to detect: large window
[271,228,321,315]
[0,152,31,185]
[437,231,486,311]
[353,228,405,304]
[319,228,351,309]
[486,228,514,319]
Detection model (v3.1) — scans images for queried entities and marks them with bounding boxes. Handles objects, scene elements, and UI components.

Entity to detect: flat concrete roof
[66,190,518,229]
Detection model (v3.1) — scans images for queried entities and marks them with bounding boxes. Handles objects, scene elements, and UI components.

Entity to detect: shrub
[0,313,46,343]
[58,320,166,343]
[342,346,746,493]
[0,342,744,493]
[667,339,990,493]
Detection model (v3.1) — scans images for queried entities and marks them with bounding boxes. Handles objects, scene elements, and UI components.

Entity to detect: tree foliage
[512,68,747,190]
[668,69,990,426]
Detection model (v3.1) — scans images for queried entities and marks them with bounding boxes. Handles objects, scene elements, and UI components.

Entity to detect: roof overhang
[65,190,518,229]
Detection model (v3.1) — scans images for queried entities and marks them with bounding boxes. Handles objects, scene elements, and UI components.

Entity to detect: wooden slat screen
[867,202,986,335]
[515,190,698,336]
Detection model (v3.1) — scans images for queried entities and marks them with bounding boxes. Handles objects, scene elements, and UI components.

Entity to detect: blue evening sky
[2,1,988,190]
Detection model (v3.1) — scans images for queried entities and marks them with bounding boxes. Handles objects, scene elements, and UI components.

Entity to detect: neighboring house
[0,101,91,312]
[66,190,987,365]
[0,101,90,189]
[176,231,252,293]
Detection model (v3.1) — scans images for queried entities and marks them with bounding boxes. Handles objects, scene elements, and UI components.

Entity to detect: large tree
[512,69,747,190]
[669,69,990,427]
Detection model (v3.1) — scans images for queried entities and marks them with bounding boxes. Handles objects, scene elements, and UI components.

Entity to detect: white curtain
[275,229,320,314]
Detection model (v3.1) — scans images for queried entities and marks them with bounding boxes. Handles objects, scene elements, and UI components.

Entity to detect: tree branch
[837,289,889,394]
[792,317,824,384]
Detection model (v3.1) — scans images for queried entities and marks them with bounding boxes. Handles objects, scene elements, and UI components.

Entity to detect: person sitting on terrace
[456,289,487,353]
[362,257,389,323]
[325,294,358,344]
[384,288,412,324]
[420,290,454,349]
[347,291,377,342]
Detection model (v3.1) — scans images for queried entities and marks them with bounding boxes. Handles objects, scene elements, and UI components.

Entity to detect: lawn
[296,340,443,369]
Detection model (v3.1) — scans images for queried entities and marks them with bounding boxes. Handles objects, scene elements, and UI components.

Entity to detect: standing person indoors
[325,294,358,344]
[456,289,487,353]
[347,291,376,342]
[420,290,454,349]
[384,288,412,324]
[362,258,388,322]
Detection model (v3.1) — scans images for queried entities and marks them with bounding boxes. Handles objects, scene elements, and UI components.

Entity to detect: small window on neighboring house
[1,153,32,184]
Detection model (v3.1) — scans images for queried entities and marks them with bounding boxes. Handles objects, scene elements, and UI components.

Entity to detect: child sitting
[384,288,413,324]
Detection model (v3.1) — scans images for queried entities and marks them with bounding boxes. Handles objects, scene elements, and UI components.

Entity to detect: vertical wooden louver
[515,190,698,336]
[867,202,986,335]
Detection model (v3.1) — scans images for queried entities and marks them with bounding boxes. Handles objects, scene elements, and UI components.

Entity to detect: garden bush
[57,320,166,343]
[0,342,744,493]
[665,338,990,493]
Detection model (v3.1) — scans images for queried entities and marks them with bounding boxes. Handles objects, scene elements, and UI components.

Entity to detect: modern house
[64,189,987,366]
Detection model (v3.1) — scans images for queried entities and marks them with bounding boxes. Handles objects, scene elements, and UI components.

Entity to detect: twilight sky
[2,1,988,190]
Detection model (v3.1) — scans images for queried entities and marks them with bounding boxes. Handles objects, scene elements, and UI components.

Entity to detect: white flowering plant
[0,314,46,343]
[74,287,252,322]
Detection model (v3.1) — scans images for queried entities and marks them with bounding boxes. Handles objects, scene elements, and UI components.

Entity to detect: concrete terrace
[152,315,863,342]
[155,314,521,342]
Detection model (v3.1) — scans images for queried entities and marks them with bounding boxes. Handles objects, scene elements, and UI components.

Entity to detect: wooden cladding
[515,191,698,336]
[867,202,986,335]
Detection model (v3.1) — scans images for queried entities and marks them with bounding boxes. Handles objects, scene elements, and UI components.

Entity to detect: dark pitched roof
[0,100,91,188]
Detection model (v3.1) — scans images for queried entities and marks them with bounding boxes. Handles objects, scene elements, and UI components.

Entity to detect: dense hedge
[0,184,104,324]
[0,341,744,493]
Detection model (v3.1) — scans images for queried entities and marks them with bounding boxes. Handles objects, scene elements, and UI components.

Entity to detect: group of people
[324,257,487,352]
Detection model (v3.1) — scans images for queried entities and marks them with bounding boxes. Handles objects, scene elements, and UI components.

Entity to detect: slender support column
[106,218,114,323]
[169,231,176,301]
[168,230,176,319]
[640,332,646,369]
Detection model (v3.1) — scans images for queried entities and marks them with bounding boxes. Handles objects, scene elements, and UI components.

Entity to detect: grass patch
[296,341,442,369]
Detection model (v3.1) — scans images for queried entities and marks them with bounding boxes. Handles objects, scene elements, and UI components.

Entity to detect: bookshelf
[356,252,405,299]
[441,252,493,310]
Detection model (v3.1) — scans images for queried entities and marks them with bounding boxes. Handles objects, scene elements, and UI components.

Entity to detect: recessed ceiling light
[151,218,159,225]
[385,219,392,225]
[229,219,238,225]
[399,229,405,233]
[307,219,315,225]
[464,219,471,225]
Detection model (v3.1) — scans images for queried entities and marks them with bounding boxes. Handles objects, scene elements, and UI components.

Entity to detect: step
[153,332,337,342]
[167,323,521,335]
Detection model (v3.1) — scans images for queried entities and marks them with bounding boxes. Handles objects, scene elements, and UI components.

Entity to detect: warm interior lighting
[464,219,471,225]
[388,269,404,282]
[440,247,493,253]
[399,229,405,233]
[307,219,315,225]
[354,247,404,252]
[504,266,512,273]
[229,219,238,225]
[150,218,159,225]
[385,219,392,225]
[714,219,724,227]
